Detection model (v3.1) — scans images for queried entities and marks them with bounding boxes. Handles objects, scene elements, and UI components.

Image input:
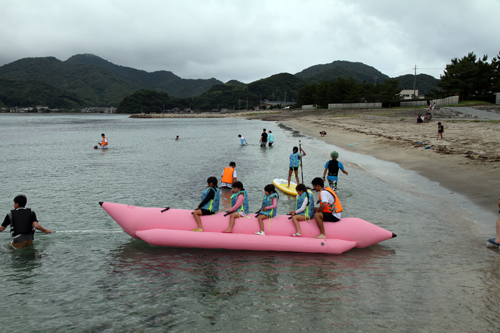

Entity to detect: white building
[400,90,419,100]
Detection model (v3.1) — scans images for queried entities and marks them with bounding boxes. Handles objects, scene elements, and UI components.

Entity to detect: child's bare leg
[258,214,266,231]
[287,169,293,186]
[294,170,300,184]
[192,209,203,231]
[292,215,302,234]
[223,212,239,232]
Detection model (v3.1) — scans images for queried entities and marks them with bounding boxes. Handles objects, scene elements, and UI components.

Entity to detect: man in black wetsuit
[0,195,51,249]
[260,128,268,147]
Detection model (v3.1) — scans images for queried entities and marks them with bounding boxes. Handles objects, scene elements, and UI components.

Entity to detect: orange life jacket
[102,137,108,146]
[319,187,343,213]
[221,167,234,184]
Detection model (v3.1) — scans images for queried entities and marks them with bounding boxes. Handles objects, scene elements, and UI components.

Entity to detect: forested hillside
[395,73,440,94]
[295,60,389,84]
[0,77,87,108]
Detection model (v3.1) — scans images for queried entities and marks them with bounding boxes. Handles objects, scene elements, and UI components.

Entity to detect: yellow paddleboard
[273,178,298,196]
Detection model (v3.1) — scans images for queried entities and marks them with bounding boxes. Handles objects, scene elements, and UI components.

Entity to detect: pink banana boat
[100,202,396,254]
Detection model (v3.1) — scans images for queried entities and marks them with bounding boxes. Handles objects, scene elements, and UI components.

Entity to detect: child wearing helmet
[322,151,348,190]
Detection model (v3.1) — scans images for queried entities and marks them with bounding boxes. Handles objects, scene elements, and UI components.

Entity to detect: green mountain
[295,60,390,84]
[116,89,190,114]
[0,56,139,106]
[0,54,224,107]
[394,73,440,95]
[0,55,441,110]
[66,54,223,98]
[190,73,306,110]
[0,77,87,109]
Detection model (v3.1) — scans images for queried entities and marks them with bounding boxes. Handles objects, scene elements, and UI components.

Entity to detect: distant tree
[438,52,495,101]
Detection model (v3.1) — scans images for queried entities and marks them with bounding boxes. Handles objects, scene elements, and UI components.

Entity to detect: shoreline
[251,108,500,214]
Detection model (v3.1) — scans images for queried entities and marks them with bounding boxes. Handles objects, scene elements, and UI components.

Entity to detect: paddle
[161,207,170,213]
[299,140,304,184]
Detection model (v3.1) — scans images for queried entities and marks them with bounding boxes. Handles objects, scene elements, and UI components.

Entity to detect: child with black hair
[221,162,237,188]
[289,184,315,237]
[255,184,279,235]
[0,195,51,249]
[223,181,249,233]
[192,177,220,232]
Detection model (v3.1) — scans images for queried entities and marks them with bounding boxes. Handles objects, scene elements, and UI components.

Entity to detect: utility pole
[413,65,417,99]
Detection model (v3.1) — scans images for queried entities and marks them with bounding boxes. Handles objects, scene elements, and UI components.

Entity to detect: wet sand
[252,107,500,214]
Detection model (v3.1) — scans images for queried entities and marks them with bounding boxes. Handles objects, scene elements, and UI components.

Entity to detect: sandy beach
[252,106,500,214]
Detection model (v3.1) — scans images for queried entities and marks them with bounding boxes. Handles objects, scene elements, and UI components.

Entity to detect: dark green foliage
[116,89,190,113]
[66,54,223,98]
[0,54,223,107]
[191,73,306,110]
[394,74,440,95]
[295,60,389,84]
[247,73,306,102]
[297,78,401,107]
[438,52,499,101]
[0,77,87,108]
[192,83,256,111]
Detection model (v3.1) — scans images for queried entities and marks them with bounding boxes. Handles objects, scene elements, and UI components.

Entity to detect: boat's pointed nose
[99,202,103,207]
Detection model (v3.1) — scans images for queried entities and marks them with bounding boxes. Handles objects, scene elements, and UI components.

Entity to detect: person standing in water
[268,130,274,147]
[260,129,268,147]
[99,133,109,148]
[288,146,306,187]
[0,195,51,249]
[322,151,348,191]
[238,135,247,146]
[221,162,237,188]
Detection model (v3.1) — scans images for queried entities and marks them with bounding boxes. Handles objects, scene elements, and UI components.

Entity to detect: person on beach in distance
[268,130,274,147]
[0,195,51,249]
[255,184,279,235]
[238,134,247,146]
[437,122,444,139]
[311,177,343,239]
[99,133,109,148]
[260,128,268,147]
[319,131,327,137]
[417,114,423,124]
[288,146,306,187]
[223,181,249,233]
[191,177,220,232]
[289,184,315,237]
[221,162,237,188]
[323,151,348,190]
[487,195,500,247]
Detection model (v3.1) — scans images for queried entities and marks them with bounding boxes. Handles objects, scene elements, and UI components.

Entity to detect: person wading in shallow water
[0,195,51,249]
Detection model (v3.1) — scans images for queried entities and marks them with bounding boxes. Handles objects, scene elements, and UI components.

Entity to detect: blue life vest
[230,190,249,214]
[295,192,314,219]
[260,193,278,217]
[290,153,300,167]
[200,187,220,212]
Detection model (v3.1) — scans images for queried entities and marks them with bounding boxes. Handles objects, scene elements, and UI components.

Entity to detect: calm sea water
[1,113,499,332]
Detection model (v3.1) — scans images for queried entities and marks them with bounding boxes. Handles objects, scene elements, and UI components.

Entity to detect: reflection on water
[0,114,499,331]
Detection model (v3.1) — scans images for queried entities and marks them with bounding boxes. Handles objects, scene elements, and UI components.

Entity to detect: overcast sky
[1,0,499,83]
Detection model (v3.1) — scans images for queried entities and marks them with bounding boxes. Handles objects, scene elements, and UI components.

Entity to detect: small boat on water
[100,202,396,254]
